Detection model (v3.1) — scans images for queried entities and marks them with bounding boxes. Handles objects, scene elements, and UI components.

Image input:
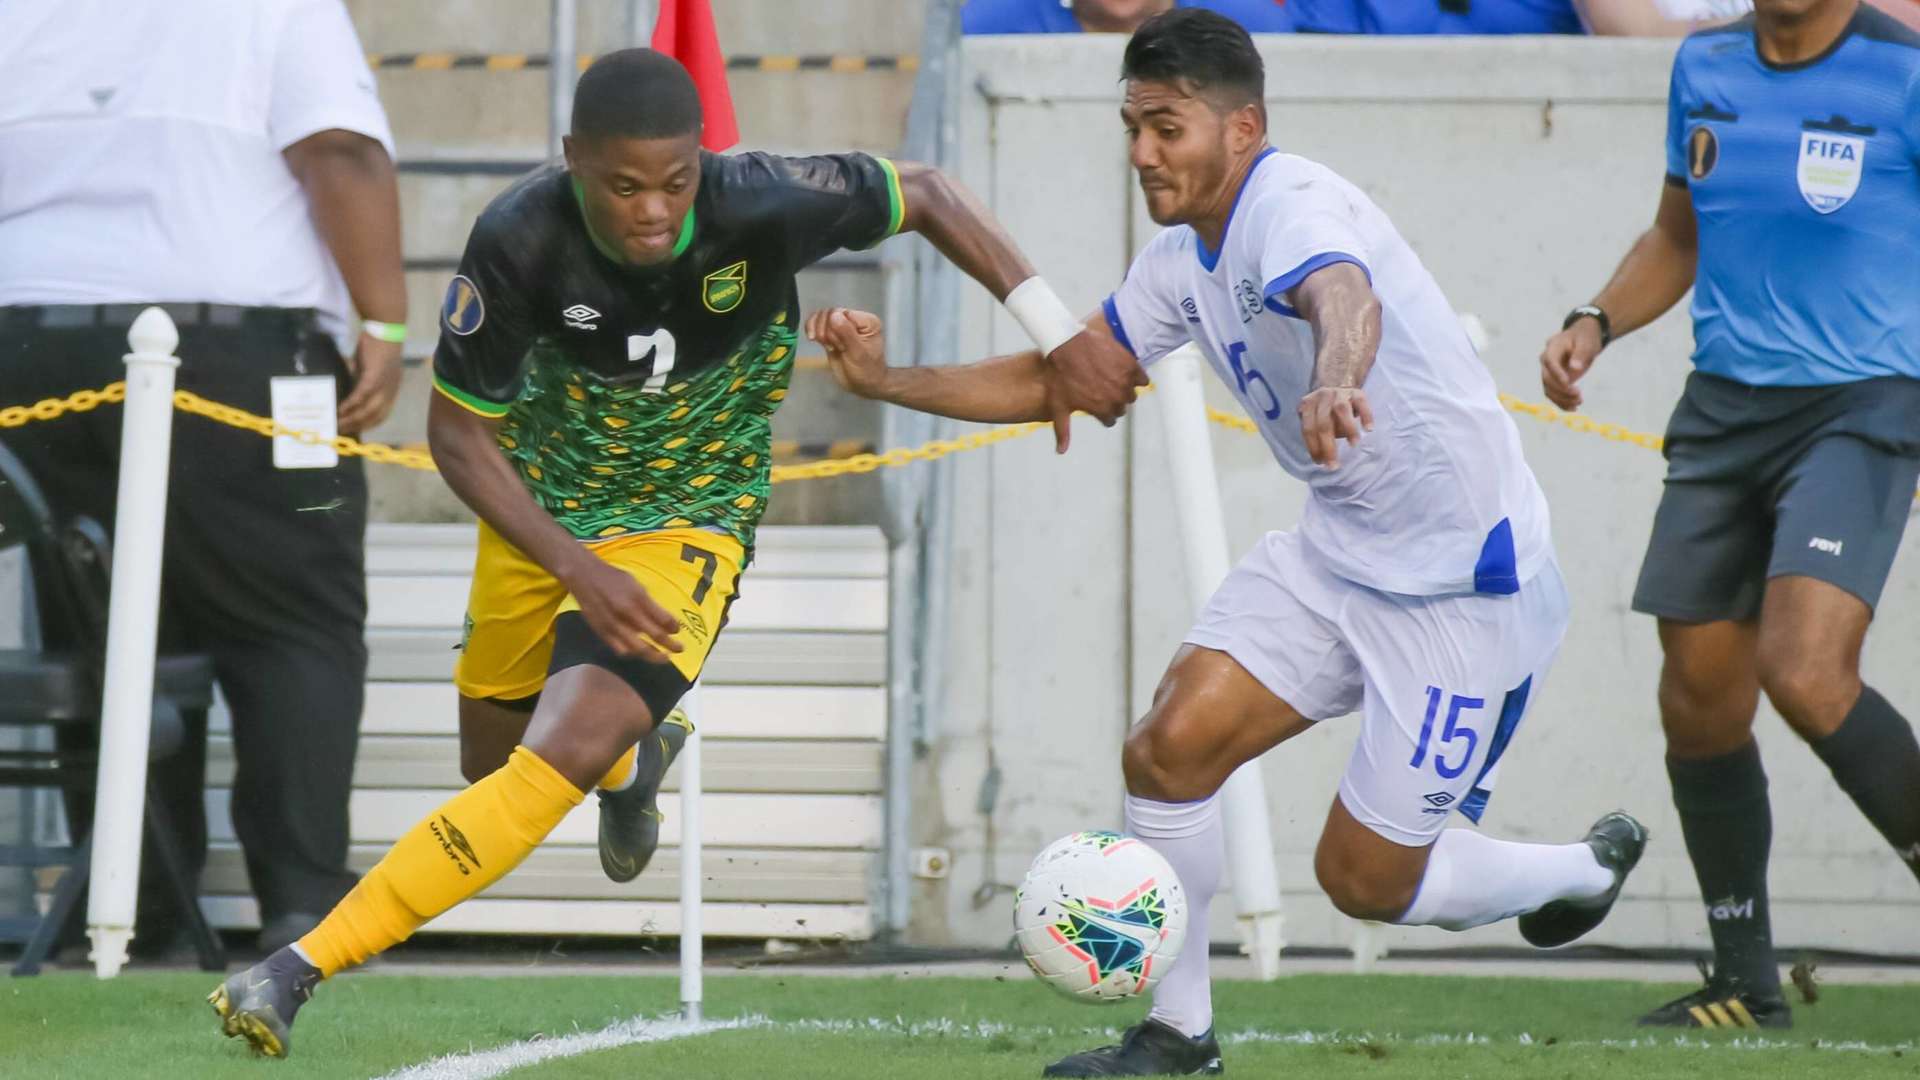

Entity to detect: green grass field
[5,969,1918,1079]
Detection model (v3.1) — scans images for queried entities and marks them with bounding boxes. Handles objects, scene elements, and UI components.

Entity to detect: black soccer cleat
[208,946,322,1058]
[1518,810,1648,949]
[1042,1018,1224,1077]
[1638,968,1792,1030]
[597,708,692,883]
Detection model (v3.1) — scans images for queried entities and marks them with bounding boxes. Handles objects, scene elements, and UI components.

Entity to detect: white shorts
[1184,531,1570,847]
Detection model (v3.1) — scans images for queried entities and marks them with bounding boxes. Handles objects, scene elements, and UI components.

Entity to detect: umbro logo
[1422,792,1456,808]
[1180,297,1201,324]
[431,814,482,876]
[563,303,602,330]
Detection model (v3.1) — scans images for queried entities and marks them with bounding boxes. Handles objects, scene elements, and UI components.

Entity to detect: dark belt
[0,303,318,333]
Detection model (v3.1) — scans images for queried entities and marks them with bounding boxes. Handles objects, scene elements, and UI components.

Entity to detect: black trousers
[0,307,367,931]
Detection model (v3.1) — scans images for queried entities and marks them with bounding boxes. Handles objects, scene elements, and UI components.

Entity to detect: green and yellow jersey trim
[671,205,697,257]
[874,157,906,244]
[433,373,513,418]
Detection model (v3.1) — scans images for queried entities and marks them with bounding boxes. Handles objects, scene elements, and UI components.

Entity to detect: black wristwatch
[1563,304,1611,347]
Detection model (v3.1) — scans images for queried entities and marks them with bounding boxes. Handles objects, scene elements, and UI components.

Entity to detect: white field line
[374,1013,1918,1079]
[372,1015,749,1080]
[762,1016,1920,1057]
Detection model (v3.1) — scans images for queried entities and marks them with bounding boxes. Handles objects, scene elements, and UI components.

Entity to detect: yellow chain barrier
[0,379,1676,480]
[1496,393,1665,452]
[0,383,125,427]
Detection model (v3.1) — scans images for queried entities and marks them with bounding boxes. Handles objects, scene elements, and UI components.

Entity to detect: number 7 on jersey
[627,329,678,394]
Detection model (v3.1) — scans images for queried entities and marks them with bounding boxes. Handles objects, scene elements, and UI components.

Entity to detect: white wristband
[1004,276,1082,356]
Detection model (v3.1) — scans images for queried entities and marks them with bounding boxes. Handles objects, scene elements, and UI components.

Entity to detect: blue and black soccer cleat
[208,946,322,1058]
[1518,810,1648,949]
[1043,1018,1225,1077]
[597,708,692,883]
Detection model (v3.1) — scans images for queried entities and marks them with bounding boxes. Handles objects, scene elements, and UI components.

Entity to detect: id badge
[269,375,340,469]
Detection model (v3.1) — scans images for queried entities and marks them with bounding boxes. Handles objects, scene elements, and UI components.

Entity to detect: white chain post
[1154,345,1286,980]
[678,681,704,1022]
[86,307,182,978]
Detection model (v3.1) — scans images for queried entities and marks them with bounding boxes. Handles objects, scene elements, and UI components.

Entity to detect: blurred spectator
[1288,0,1733,34]
[0,0,402,957]
[964,0,1294,34]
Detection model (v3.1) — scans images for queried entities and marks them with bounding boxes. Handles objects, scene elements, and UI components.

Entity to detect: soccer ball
[1013,830,1187,1002]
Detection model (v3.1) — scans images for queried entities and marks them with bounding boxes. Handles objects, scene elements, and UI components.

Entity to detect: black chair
[0,443,224,975]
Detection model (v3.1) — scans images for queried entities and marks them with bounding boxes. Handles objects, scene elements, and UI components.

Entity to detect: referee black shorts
[1631,372,1920,623]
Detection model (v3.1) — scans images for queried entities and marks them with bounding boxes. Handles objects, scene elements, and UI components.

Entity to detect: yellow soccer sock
[596,744,639,792]
[297,746,584,977]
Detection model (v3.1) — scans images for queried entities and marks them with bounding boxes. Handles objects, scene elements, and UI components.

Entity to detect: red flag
[651,0,739,152]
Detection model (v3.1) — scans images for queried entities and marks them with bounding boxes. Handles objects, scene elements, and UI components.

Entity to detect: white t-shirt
[1105,149,1552,597]
[0,0,394,343]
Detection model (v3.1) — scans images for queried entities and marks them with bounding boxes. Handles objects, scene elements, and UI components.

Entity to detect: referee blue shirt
[962,0,1294,33]
[1669,7,1920,387]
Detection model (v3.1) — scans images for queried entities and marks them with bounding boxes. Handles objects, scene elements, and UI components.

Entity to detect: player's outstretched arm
[891,161,1145,448]
[1291,261,1381,469]
[806,306,1073,424]
[427,392,683,663]
[1540,181,1697,410]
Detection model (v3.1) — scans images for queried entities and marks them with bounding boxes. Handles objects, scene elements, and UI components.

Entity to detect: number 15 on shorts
[1411,686,1483,780]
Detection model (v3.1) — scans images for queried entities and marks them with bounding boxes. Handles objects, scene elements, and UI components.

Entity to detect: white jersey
[1104,149,1551,597]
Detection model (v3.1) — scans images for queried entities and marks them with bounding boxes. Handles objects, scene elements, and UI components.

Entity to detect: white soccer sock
[1126,794,1223,1039]
[1397,828,1614,932]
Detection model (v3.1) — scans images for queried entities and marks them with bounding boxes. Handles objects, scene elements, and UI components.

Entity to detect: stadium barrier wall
[915,34,1920,958]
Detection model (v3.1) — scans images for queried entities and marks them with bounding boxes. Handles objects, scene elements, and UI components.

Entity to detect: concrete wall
[911,34,1920,957]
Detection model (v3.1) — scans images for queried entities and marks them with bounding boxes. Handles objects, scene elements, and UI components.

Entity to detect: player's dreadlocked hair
[571,49,703,141]
[1121,8,1265,111]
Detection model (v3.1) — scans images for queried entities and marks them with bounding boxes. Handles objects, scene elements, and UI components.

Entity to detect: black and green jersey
[431,151,904,550]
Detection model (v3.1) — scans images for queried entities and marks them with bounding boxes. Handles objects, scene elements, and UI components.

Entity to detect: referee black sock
[1668,741,1780,995]
[1811,685,1920,887]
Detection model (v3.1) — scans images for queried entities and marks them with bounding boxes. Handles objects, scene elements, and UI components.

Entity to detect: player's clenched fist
[806,307,891,400]
[1539,318,1604,412]
[1297,385,1373,469]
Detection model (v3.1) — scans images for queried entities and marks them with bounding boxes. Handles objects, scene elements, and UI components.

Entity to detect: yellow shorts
[454,522,744,702]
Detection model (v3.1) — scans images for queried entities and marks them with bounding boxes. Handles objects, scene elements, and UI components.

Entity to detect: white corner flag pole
[86,307,183,978]
[1154,344,1286,980]
[677,680,704,1022]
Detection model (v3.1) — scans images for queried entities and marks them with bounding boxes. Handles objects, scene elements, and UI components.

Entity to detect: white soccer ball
[1013,830,1187,1003]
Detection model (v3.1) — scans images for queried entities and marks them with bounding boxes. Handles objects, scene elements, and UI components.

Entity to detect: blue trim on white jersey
[1101,294,1136,357]
[1458,675,1532,825]
[1262,251,1372,312]
[1472,518,1520,596]
[1194,147,1279,273]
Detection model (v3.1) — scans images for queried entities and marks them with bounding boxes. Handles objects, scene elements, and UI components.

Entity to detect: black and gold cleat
[208,946,321,1058]
[1518,810,1648,949]
[1638,968,1792,1030]
[597,708,692,883]
[1042,1019,1225,1077]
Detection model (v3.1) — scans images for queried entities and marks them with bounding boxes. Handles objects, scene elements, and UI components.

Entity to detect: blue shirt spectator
[963,0,1294,34]
[1288,0,1583,34]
